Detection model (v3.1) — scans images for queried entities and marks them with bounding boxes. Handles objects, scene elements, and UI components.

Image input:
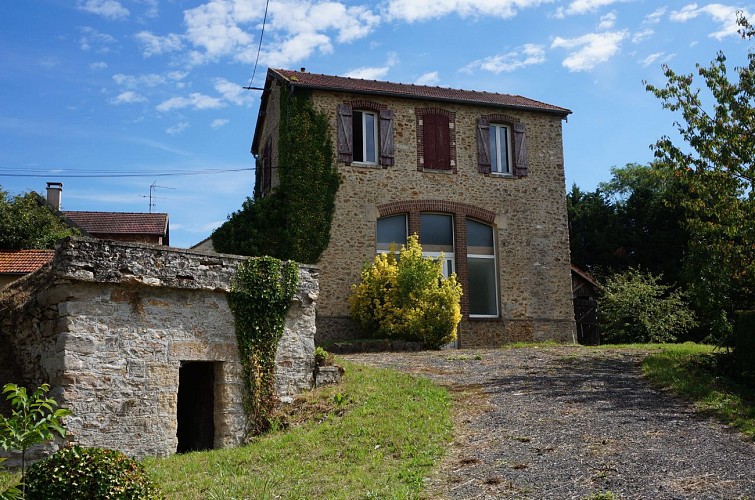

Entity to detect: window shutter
[423,113,438,169]
[379,109,394,167]
[337,103,353,163]
[513,122,527,177]
[436,115,450,169]
[476,118,491,174]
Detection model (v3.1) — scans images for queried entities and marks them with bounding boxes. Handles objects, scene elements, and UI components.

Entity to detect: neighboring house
[251,68,576,347]
[571,265,601,345]
[62,211,170,246]
[191,236,216,253]
[0,249,55,288]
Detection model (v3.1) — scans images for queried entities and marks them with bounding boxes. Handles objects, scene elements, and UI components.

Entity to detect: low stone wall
[0,237,318,459]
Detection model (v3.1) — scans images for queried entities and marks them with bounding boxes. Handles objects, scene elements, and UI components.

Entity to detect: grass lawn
[144,361,452,499]
[639,342,755,439]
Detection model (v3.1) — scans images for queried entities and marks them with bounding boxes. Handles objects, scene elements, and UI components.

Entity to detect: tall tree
[645,14,755,335]
[0,189,77,249]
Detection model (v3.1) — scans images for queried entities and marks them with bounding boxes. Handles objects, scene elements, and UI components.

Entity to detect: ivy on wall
[227,256,299,435]
[212,88,341,264]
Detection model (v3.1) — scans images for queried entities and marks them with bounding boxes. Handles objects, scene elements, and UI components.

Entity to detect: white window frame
[467,221,499,318]
[490,123,513,175]
[422,251,455,278]
[354,110,379,165]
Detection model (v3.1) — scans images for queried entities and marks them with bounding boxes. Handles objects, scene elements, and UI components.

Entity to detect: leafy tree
[566,183,622,275]
[349,236,462,349]
[599,269,697,344]
[645,14,755,336]
[0,190,77,249]
[0,383,72,497]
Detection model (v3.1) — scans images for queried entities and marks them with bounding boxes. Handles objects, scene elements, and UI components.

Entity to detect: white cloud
[645,7,666,24]
[631,28,654,43]
[670,3,746,39]
[214,78,254,106]
[415,71,440,86]
[166,122,190,135]
[639,51,675,67]
[386,0,549,22]
[77,0,129,20]
[210,118,229,128]
[551,30,628,71]
[156,93,225,112]
[135,31,184,57]
[110,91,147,104]
[344,66,390,80]
[113,73,166,88]
[463,44,546,74]
[89,61,108,70]
[78,27,117,53]
[598,12,616,29]
[554,0,625,18]
[39,58,61,69]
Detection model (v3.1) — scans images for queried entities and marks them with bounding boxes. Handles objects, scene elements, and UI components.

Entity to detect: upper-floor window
[489,124,512,175]
[477,115,527,177]
[416,108,456,172]
[353,110,378,164]
[337,102,394,167]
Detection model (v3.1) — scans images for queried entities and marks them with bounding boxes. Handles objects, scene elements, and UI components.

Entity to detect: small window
[489,124,512,175]
[353,110,378,164]
[467,219,498,317]
[377,214,407,252]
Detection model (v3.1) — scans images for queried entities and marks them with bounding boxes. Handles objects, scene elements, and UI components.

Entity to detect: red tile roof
[62,212,168,236]
[270,68,571,116]
[0,250,55,274]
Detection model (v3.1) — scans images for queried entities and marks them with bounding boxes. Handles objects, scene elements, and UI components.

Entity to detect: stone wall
[0,237,318,459]
[299,87,575,346]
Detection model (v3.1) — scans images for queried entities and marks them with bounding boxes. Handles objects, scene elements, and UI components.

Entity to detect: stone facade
[0,237,317,459]
[254,70,576,347]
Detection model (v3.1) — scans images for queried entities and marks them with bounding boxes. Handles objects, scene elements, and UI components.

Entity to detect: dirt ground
[341,346,755,499]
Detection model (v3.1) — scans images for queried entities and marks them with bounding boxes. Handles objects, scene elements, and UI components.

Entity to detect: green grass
[144,361,452,499]
[641,342,755,439]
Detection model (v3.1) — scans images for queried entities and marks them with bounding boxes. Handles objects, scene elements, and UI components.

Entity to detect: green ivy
[212,88,341,264]
[228,256,298,436]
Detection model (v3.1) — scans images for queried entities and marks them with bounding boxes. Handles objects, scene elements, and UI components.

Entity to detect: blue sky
[1,1,752,248]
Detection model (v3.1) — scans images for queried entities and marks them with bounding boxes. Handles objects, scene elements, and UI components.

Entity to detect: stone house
[0,237,318,459]
[0,249,55,289]
[251,68,575,347]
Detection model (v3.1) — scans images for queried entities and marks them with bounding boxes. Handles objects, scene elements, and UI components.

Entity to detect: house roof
[253,68,571,154]
[62,211,169,237]
[0,249,55,274]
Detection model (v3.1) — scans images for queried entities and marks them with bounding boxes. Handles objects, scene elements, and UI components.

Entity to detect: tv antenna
[143,180,175,212]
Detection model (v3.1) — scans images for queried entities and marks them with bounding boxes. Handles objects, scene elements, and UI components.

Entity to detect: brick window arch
[376,200,498,318]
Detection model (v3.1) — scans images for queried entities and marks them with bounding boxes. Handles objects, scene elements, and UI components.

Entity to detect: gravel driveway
[341,346,755,499]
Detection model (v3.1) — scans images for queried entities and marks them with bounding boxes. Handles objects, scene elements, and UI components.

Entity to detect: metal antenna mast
[144,180,176,212]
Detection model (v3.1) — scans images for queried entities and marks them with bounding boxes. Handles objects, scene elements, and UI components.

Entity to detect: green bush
[599,268,697,344]
[24,445,161,499]
[349,235,462,349]
[732,311,755,382]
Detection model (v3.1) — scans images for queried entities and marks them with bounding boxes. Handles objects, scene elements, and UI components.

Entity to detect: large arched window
[420,213,454,277]
[467,219,498,317]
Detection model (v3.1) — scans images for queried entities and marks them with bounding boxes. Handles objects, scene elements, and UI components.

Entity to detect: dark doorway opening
[177,361,215,453]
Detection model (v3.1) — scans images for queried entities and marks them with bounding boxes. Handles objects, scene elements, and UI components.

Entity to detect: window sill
[420,167,455,175]
[468,315,501,321]
[490,172,514,178]
[346,162,382,169]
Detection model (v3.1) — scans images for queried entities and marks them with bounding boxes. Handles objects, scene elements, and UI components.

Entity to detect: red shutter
[513,122,527,177]
[423,113,438,169]
[337,103,353,163]
[423,113,450,170]
[379,109,394,167]
[476,118,491,174]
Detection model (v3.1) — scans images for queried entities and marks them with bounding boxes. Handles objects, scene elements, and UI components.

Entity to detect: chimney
[46,182,63,210]
[300,67,306,72]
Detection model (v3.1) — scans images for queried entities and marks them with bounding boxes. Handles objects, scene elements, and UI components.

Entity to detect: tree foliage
[0,190,77,250]
[349,236,462,349]
[645,14,755,334]
[599,269,697,344]
[212,89,341,264]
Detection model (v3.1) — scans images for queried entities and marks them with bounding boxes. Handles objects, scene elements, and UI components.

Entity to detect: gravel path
[341,346,755,499]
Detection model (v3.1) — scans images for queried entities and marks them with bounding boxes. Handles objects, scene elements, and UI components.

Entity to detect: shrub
[599,268,697,344]
[24,445,161,499]
[349,235,462,349]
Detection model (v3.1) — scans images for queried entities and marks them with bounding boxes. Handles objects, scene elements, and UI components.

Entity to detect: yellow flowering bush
[349,235,462,348]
